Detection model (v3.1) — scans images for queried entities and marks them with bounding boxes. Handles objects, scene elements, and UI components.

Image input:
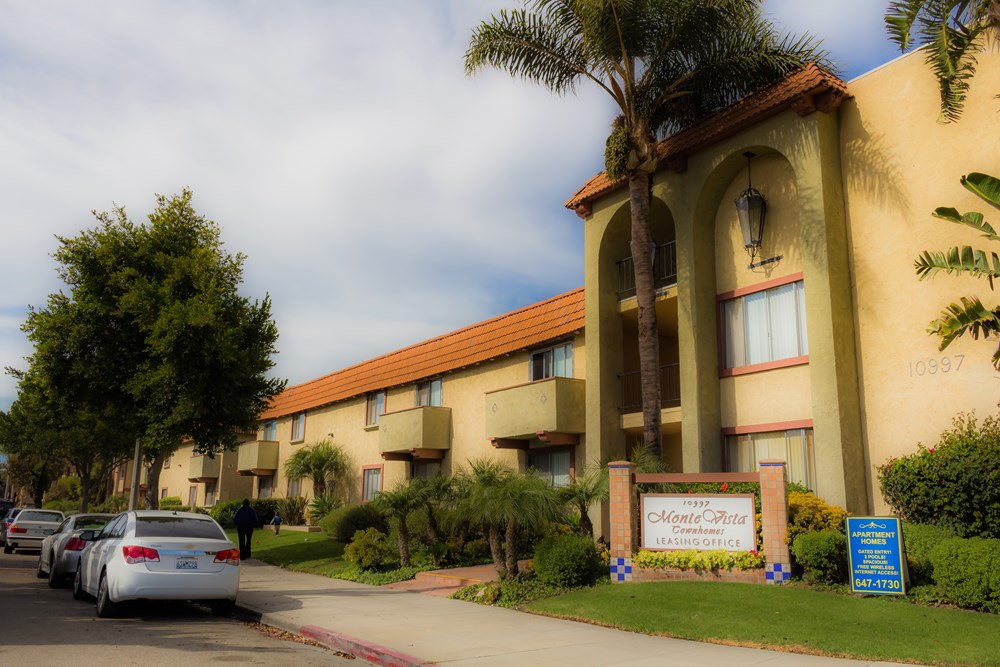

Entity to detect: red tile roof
[566,64,850,209]
[260,287,585,419]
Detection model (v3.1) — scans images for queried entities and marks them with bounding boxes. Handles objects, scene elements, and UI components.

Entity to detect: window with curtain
[528,448,572,488]
[366,392,386,426]
[725,428,815,488]
[288,477,301,498]
[263,420,277,441]
[722,280,807,369]
[291,412,305,441]
[411,461,442,480]
[415,378,442,407]
[258,475,273,499]
[204,482,216,507]
[362,467,382,501]
[530,342,573,381]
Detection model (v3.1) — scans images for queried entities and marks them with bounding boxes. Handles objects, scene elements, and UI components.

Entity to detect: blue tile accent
[765,562,792,584]
[610,557,633,583]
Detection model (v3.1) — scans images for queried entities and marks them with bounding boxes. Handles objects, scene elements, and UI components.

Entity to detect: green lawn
[226,528,349,577]
[527,581,1000,666]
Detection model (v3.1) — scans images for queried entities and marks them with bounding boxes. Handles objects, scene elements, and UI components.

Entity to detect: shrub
[159,496,185,510]
[903,522,956,585]
[786,491,849,544]
[879,413,1000,538]
[309,493,342,524]
[322,503,388,543]
[277,496,307,525]
[46,476,82,501]
[451,570,562,607]
[42,499,81,514]
[632,549,764,571]
[929,536,1000,613]
[533,535,605,588]
[209,498,278,528]
[93,493,129,514]
[791,530,848,585]
[343,528,395,571]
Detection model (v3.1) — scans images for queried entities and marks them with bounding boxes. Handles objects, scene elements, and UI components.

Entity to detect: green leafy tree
[885,0,999,122]
[372,481,427,568]
[466,0,827,457]
[18,189,284,509]
[283,439,350,499]
[915,173,1000,365]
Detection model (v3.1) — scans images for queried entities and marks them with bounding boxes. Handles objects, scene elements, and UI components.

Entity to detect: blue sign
[846,517,907,596]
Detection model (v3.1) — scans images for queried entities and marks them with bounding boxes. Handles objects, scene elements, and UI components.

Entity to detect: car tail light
[122,545,160,564]
[65,537,88,551]
[9,525,26,533]
[214,548,240,566]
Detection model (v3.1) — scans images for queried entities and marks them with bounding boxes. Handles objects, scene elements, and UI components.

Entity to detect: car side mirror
[79,530,97,541]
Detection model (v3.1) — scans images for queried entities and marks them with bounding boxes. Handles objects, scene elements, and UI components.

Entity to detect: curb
[235,604,432,667]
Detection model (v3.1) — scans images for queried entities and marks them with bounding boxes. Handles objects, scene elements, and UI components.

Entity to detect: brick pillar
[759,459,792,583]
[608,461,635,583]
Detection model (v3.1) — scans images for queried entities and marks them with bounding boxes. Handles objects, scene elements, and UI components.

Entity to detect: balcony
[187,455,220,482]
[237,440,279,476]
[619,363,681,412]
[379,406,451,461]
[485,377,585,446]
[617,241,677,299]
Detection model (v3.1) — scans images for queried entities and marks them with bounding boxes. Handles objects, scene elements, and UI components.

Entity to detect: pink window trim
[722,419,814,436]
[719,355,809,377]
[290,411,306,442]
[360,464,384,502]
[716,271,804,302]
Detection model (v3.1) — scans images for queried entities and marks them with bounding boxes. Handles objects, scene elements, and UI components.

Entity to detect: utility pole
[128,438,142,511]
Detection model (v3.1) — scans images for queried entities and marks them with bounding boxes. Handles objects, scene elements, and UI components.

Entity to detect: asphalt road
[0,547,370,666]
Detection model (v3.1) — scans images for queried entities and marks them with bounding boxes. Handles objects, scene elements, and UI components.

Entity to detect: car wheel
[210,600,236,617]
[47,555,62,588]
[72,566,88,601]
[36,555,47,578]
[96,571,117,618]
[3,542,13,554]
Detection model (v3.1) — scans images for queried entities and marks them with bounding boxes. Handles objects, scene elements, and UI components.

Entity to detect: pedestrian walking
[234,498,258,560]
[269,513,282,535]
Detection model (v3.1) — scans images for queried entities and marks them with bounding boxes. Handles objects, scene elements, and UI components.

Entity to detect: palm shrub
[277,495,307,525]
[557,462,608,538]
[283,439,351,499]
[534,534,605,588]
[309,492,342,524]
[372,481,427,568]
[878,413,1000,537]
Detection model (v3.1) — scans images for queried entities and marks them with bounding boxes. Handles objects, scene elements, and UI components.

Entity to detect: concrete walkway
[235,560,911,667]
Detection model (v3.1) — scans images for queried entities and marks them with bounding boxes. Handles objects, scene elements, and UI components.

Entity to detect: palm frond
[962,172,1000,209]
[915,246,1000,285]
[927,295,1000,357]
[885,0,927,51]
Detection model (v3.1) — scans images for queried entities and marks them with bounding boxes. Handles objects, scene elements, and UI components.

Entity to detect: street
[0,548,369,666]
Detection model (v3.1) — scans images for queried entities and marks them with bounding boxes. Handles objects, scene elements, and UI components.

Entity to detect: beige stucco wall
[841,49,1000,512]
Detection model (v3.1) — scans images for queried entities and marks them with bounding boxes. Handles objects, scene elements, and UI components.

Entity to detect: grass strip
[226,528,350,577]
[527,581,1000,666]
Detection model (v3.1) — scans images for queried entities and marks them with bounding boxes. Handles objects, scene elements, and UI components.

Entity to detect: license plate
[176,558,198,570]
[43,529,54,535]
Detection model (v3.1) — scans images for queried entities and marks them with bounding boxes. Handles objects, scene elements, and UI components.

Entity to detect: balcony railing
[617,241,678,298]
[618,363,681,412]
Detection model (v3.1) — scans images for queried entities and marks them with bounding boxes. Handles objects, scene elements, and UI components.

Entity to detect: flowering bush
[878,413,1000,538]
[633,548,764,571]
[786,491,849,545]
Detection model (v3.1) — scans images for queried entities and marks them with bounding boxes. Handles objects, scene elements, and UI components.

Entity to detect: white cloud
[0,1,901,409]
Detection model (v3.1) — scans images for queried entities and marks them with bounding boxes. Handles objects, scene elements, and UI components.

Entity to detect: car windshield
[17,510,63,522]
[74,516,111,530]
[135,516,225,540]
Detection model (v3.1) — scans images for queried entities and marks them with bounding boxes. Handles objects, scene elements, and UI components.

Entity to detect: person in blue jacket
[233,498,258,560]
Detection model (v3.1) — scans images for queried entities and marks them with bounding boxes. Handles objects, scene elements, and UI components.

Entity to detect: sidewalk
[234,560,911,667]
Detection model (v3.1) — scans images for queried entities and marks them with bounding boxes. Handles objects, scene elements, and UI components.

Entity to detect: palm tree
[467,0,828,457]
[372,481,426,568]
[915,172,1000,366]
[282,439,350,499]
[454,459,513,576]
[410,474,454,544]
[557,461,609,537]
[885,0,999,122]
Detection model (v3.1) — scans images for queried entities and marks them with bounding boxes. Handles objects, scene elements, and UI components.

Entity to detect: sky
[0,0,904,411]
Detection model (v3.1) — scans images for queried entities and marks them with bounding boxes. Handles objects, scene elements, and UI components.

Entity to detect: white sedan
[4,509,65,554]
[73,510,240,618]
[36,513,115,587]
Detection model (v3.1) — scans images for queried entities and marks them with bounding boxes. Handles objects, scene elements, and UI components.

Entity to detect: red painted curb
[300,624,433,667]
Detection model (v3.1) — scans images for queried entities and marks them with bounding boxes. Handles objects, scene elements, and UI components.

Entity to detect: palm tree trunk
[504,520,519,577]
[397,523,411,568]
[628,167,662,458]
[488,526,506,578]
[577,501,594,538]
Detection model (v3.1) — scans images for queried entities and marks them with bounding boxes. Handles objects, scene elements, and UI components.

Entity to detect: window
[204,482,217,507]
[411,461,442,480]
[291,412,306,442]
[725,428,816,489]
[163,456,171,469]
[263,420,277,441]
[366,391,386,426]
[529,449,572,488]
[160,487,168,499]
[188,486,197,509]
[415,378,442,407]
[530,342,573,381]
[258,475,273,499]
[135,516,226,540]
[362,467,382,501]
[722,280,808,369]
[288,477,301,498]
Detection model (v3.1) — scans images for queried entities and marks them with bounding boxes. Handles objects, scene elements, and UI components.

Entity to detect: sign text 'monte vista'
[641,494,756,552]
